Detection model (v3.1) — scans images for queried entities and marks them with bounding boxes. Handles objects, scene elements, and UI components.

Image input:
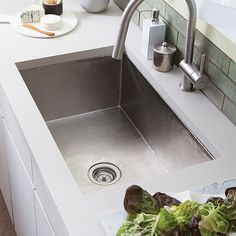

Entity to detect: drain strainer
[88,162,121,186]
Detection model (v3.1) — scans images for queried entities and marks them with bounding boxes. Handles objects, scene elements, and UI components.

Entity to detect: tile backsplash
[114,0,236,125]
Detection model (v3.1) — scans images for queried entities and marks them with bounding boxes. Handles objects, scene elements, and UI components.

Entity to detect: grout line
[221,94,226,110]
[207,58,234,84]
[138,10,141,26]
[227,60,231,76]
[223,95,236,107]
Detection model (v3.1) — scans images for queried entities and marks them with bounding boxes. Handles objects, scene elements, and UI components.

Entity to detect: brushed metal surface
[121,56,212,170]
[20,56,121,121]
[20,54,213,193]
[47,108,167,193]
[153,42,176,72]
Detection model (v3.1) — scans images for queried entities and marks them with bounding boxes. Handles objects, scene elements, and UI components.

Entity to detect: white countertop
[1,0,236,235]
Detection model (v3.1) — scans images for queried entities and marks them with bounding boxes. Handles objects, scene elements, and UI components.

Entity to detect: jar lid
[153,42,176,55]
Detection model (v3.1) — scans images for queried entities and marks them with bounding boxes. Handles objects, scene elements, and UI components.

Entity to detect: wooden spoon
[22,24,55,37]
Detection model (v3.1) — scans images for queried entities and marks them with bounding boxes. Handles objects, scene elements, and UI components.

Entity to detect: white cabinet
[0,88,33,178]
[32,160,69,236]
[34,192,55,236]
[0,115,57,236]
[4,119,37,236]
[0,88,63,236]
[0,113,13,221]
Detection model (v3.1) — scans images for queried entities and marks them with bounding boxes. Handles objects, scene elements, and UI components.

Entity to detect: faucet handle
[200,54,206,75]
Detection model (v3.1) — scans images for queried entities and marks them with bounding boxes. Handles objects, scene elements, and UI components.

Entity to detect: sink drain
[88,162,121,186]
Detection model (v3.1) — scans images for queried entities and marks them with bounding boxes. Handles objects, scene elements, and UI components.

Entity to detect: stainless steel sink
[19,54,213,192]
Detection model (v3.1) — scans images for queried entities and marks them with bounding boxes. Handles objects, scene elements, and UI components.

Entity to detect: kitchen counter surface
[0,0,236,235]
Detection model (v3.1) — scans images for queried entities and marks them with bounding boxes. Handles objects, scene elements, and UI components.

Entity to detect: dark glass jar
[42,0,63,15]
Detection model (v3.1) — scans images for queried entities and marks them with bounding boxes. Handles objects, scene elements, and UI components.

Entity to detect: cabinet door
[4,120,37,236]
[0,88,33,178]
[32,160,69,236]
[0,115,13,221]
[34,192,55,236]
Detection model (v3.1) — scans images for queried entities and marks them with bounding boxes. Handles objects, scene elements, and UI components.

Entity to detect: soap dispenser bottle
[141,9,166,60]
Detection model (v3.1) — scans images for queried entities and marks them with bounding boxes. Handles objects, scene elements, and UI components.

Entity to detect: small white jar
[40,14,62,31]
[79,0,110,13]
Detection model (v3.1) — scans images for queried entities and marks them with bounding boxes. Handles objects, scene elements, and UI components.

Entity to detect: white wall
[197,0,236,42]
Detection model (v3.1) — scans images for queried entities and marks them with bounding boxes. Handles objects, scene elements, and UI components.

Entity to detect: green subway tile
[113,0,120,5]
[194,31,230,75]
[132,9,140,26]
[145,0,154,7]
[201,81,224,109]
[119,0,129,10]
[194,31,207,51]
[176,33,185,54]
[165,4,186,36]
[222,97,236,125]
[165,22,178,45]
[137,1,152,17]
[152,0,165,15]
[206,62,236,104]
[229,60,236,83]
[174,49,184,66]
[193,47,202,68]
[114,0,122,9]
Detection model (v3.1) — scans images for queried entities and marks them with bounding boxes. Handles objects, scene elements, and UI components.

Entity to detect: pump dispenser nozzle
[152,9,159,23]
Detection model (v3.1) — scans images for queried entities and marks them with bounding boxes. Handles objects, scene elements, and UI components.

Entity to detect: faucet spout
[184,0,197,65]
[112,0,143,60]
[177,0,209,91]
[180,0,197,91]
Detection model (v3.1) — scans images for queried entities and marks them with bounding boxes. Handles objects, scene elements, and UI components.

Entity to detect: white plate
[0,14,12,23]
[100,190,225,236]
[11,12,78,38]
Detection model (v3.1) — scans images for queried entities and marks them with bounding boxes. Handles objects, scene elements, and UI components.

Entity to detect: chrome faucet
[112,0,208,91]
[178,0,208,91]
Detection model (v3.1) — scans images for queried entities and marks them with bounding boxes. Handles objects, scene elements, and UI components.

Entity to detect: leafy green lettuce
[124,185,160,215]
[198,194,236,236]
[157,208,178,234]
[172,200,200,231]
[116,213,160,236]
[116,186,236,236]
[117,208,178,236]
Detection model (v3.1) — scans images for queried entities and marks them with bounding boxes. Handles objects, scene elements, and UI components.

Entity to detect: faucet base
[180,74,194,92]
[179,59,209,90]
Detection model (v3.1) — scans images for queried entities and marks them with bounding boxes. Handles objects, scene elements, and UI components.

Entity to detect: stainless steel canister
[153,42,176,72]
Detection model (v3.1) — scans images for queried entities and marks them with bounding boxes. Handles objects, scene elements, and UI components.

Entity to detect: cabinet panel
[0,86,33,178]
[0,115,13,221]
[34,192,55,236]
[32,160,69,236]
[5,122,37,236]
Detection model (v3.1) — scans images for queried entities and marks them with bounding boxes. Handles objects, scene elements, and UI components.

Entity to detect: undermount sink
[19,53,213,193]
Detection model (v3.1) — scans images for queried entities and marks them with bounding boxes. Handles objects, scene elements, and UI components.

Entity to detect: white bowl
[79,0,110,13]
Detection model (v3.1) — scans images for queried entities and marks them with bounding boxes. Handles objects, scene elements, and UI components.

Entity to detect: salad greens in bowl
[116,185,236,236]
